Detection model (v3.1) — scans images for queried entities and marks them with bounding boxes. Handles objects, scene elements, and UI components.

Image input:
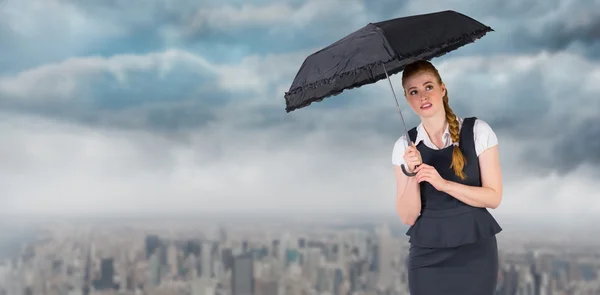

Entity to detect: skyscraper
[231,252,254,295]
[148,252,161,287]
[222,248,234,272]
[201,241,213,279]
[333,268,343,295]
[93,258,115,290]
[377,223,392,288]
[145,235,160,259]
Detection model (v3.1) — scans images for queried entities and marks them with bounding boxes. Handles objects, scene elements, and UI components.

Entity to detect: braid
[443,90,467,180]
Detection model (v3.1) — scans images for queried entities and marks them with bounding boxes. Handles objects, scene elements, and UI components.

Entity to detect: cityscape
[0,214,599,295]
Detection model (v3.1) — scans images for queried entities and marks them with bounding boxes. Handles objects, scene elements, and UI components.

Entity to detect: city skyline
[2,218,600,295]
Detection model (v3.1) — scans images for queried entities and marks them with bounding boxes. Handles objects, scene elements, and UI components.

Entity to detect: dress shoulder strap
[408,127,418,144]
[458,116,477,154]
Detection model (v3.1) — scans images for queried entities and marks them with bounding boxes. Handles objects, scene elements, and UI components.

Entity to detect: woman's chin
[417,107,437,118]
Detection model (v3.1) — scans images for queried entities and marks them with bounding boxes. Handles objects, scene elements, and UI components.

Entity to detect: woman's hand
[403,142,422,172]
[415,164,450,192]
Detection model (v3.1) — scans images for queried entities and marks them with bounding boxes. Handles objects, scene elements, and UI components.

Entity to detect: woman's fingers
[404,154,419,162]
[404,144,422,169]
[414,164,430,172]
[405,147,420,157]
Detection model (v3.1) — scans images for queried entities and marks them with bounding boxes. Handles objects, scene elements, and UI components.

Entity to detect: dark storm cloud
[50,0,372,60]
[396,0,600,60]
[3,0,598,79]
[456,70,599,175]
[511,11,600,59]
[0,93,226,135]
[523,116,600,175]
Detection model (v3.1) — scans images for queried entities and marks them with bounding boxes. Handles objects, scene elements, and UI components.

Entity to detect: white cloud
[1,107,598,220]
[0,0,126,51]
[434,51,600,125]
[186,0,367,33]
[0,50,210,101]
[0,110,393,215]
[189,3,295,30]
[214,50,316,98]
[0,48,311,103]
[399,0,593,23]
[358,51,600,125]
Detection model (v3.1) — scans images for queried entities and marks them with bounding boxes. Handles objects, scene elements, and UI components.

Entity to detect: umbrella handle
[401,164,419,177]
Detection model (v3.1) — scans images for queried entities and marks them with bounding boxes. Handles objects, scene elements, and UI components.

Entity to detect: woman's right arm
[392,137,422,225]
[394,165,421,225]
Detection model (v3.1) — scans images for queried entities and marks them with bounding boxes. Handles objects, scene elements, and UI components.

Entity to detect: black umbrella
[283,10,493,176]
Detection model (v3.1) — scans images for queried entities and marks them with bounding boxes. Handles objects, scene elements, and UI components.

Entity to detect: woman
[392,60,503,295]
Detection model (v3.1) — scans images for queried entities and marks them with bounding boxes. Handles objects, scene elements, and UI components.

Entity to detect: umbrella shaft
[382,64,411,147]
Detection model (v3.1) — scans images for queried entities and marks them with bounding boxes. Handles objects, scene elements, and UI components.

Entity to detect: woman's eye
[410,91,417,95]
[426,85,433,90]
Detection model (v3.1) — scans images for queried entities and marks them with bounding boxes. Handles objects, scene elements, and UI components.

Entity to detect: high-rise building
[377,224,392,288]
[148,252,161,287]
[185,240,201,258]
[145,235,160,259]
[222,248,234,272]
[271,240,279,259]
[298,238,306,249]
[285,249,298,267]
[333,268,343,295]
[349,261,361,293]
[92,258,115,290]
[231,252,254,295]
[167,243,179,277]
[201,241,213,278]
[369,244,379,273]
[304,248,322,283]
[315,266,329,293]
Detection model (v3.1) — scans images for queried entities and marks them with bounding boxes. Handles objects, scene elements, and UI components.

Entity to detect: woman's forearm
[396,176,422,225]
[442,180,501,209]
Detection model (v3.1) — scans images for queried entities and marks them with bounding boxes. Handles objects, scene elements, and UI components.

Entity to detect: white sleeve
[392,135,409,167]
[473,119,498,157]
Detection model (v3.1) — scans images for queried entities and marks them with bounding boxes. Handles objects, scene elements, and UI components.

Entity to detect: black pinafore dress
[405,117,502,295]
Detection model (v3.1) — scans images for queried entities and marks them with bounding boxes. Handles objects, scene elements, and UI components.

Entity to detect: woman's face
[403,71,446,118]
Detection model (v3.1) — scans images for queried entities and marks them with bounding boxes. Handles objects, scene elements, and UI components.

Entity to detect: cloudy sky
[0,0,599,222]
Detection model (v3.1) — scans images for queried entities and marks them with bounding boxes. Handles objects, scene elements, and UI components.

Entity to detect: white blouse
[392,117,498,167]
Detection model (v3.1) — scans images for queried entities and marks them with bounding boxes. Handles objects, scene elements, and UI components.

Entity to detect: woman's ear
[441,83,447,96]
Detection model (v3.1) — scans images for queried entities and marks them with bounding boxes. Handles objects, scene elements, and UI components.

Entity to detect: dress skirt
[407,235,499,295]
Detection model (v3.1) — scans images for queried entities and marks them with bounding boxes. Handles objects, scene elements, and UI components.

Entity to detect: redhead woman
[392,60,503,295]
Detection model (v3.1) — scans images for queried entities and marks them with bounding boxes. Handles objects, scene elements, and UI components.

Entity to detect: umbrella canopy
[283,10,493,113]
